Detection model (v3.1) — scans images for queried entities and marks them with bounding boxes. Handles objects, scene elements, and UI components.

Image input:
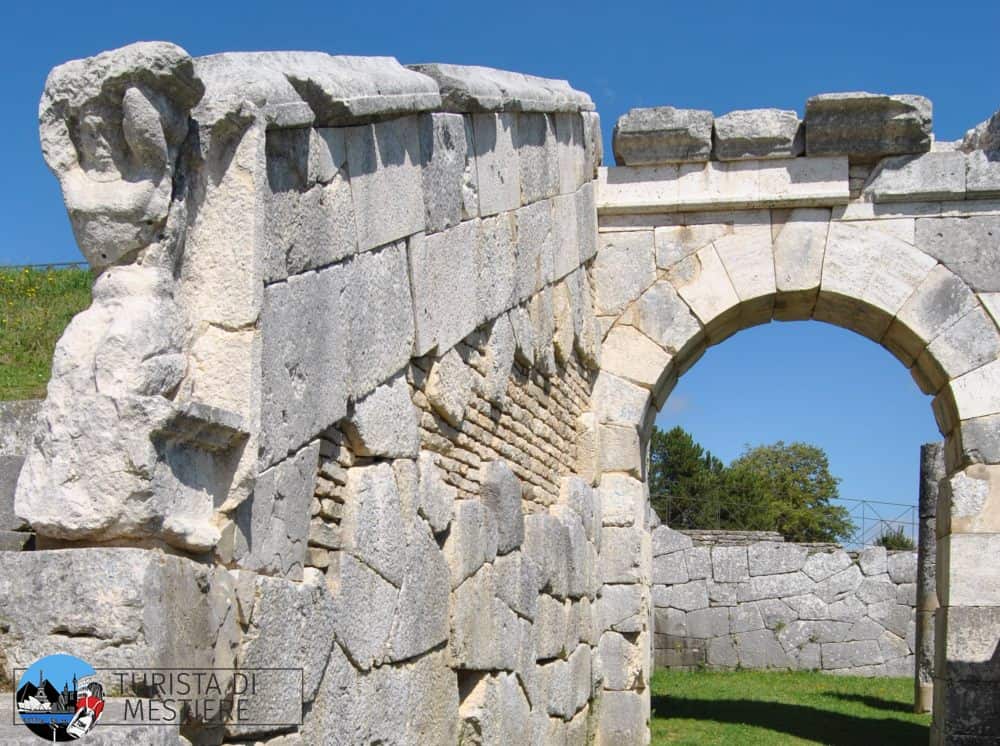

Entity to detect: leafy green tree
[648,427,855,543]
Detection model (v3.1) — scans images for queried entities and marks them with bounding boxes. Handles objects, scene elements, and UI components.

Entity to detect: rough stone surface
[479,460,524,554]
[613,106,713,165]
[805,92,932,159]
[713,109,803,160]
[344,373,419,458]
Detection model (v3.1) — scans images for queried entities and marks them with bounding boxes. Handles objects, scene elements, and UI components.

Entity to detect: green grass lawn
[0,266,93,400]
[651,669,931,745]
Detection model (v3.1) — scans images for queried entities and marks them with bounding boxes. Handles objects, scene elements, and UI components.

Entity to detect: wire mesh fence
[654,493,917,550]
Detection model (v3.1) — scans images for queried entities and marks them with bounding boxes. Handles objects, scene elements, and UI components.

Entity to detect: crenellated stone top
[612,92,936,166]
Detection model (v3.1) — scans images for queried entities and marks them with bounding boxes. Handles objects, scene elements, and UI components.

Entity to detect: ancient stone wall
[0,42,636,746]
[651,528,917,676]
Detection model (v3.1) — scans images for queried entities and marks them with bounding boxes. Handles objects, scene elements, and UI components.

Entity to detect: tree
[647,427,855,543]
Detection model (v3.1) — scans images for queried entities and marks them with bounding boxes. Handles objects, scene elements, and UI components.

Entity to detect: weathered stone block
[771,208,830,320]
[652,547,689,585]
[814,564,863,603]
[443,498,499,588]
[802,550,853,582]
[686,606,731,639]
[346,116,425,251]
[419,112,468,232]
[739,572,814,602]
[516,112,560,203]
[613,107,713,165]
[915,216,1000,293]
[417,451,456,533]
[600,325,672,390]
[592,372,651,428]
[592,230,657,316]
[665,244,741,329]
[821,639,883,669]
[735,628,789,669]
[409,224,479,357]
[344,373,419,458]
[713,109,803,161]
[426,347,475,427]
[515,199,555,301]
[656,579,709,612]
[477,213,519,325]
[865,151,966,202]
[748,541,808,576]
[601,583,646,633]
[480,460,524,555]
[597,423,642,478]
[712,545,749,582]
[473,112,520,216]
[804,92,932,159]
[339,462,409,587]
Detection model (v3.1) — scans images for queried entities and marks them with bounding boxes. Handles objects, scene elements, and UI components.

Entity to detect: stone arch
[588,201,1000,743]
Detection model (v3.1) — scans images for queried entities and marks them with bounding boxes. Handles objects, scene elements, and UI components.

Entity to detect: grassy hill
[0,266,93,400]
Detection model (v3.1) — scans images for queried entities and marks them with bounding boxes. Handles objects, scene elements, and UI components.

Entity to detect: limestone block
[729,603,766,634]
[346,116,424,251]
[747,541,808,576]
[847,616,887,641]
[814,564,863,603]
[707,635,739,667]
[480,460,524,554]
[784,593,829,620]
[652,548,689,585]
[600,326,672,390]
[678,547,710,581]
[856,575,898,604]
[0,548,234,673]
[804,92,932,159]
[339,462,409,586]
[552,193,580,282]
[416,451,456,533]
[524,513,571,597]
[426,347,475,427]
[535,593,569,659]
[897,582,916,606]
[865,152,966,202]
[473,112,521,216]
[821,640,883,669]
[494,550,540,621]
[772,207,830,320]
[591,372,651,427]
[389,523,451,661]
[826,596,866,623]
[739,572,814,602]
[478,213,519,324]
[885,264,979,365]
[654,222,726,269]
[868,601,912,639]
[263,128,357,282]
[915,216,1000,292]
[476,314,517,405]
[598,475,646,531]
[554,113,588,194]
[419,112,468,232]
[554,506,591,599]
[457,670,530,744]
[955,414,1000,466]
[344,374,418,458]
[887,551,918,583]
[575,181,599,263]
[408,62,593,114]
[966,150,1000,197]
[758,598,798,630]
[941,464,1000,534]
[597,424,642,478]
[935,606,1000,681]
[600,583,647,633]
[815,221,936,341]
[235,442,319,580]
[656,579,708,612]
[592,230,656,316]
[516,113,560,203]
[620,280,704,364]
[652,525,693,555]
[443,498,499,588]
[509,303,536,367]
[595,689,645,746]
[735,629,789,669]
[947,359,1000,423]
[665,244,741,329]
[713,108,803,160]
[686,607,731,639]
[0,456,25,531]
[234,570,335,729]
[516,199,555,301]
[450,564,521,670]
[712,546,749,582]
[778,620,850,650]
[802,549,853,582]
[409,223,479,356]
[613,106,713,165]
[559,476,600,545]
[582,111,603,177]
[917,306,1000,392]
[599,631,644,690]
[260,268,346,467]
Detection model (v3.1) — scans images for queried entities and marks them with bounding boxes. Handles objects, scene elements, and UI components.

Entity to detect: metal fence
[0,261,88,270]
[654,492,917,550]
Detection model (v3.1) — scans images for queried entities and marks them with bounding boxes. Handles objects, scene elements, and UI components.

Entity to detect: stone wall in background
[651,528,918,677]
[0,400,39,551]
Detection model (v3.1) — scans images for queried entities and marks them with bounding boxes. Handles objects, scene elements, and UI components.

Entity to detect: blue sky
[2,0,994,508]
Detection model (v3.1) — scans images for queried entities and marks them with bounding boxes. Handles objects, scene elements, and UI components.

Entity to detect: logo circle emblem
[16,654,104,741]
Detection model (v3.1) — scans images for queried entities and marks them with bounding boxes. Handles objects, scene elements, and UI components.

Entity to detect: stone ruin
[0,40,998,745]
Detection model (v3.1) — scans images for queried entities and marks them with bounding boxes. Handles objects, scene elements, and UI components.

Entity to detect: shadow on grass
[652,695,928,745]
[822,692,915,714]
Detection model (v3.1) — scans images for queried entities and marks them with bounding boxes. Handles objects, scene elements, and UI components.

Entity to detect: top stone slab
[613,107,714,165]
[804,92,932,160]
[408,63,594,113]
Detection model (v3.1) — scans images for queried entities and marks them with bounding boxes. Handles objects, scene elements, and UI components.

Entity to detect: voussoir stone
[613,106,713,165]
[804,92,932,160]
[712,108,803,160]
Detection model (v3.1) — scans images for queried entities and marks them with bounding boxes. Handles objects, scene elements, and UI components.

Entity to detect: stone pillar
[914,442,943,713]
